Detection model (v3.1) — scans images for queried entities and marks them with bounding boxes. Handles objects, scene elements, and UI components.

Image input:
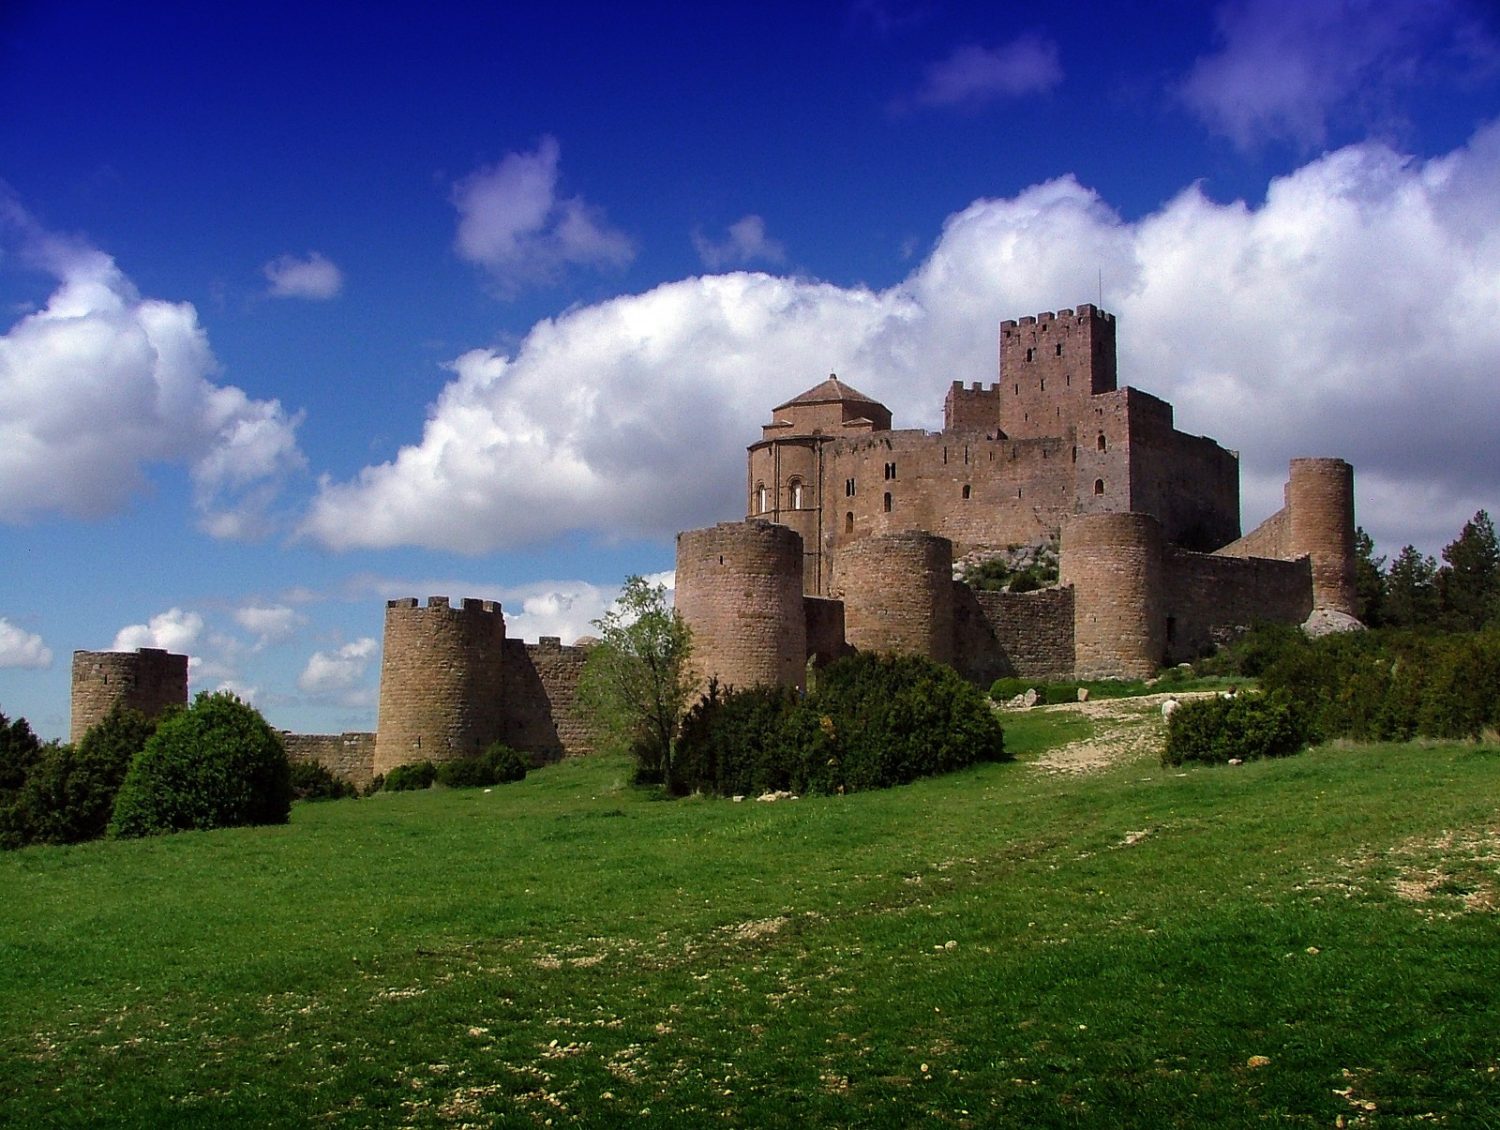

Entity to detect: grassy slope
[1,720,1497,1128]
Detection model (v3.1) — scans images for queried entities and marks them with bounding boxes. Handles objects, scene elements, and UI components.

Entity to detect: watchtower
[70,648,189,743]
[998,305,1117,439]
[373,597,507,775]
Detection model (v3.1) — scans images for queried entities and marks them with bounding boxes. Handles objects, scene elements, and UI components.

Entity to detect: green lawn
[2,720,1497,1127]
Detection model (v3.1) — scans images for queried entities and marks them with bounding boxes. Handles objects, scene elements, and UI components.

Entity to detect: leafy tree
[577,575,695,785]
[0,712,45,850]
[1438,509,1500,630]
[1353,526,1386,625]
[1384,544,1439,630]
[18,704,158,845]
[109,692,292,838]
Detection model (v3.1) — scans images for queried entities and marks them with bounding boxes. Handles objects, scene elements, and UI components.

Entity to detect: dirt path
[1021,691,1219,776]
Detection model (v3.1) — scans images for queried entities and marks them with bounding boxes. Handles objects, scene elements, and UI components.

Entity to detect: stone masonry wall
[1162,549,1313,662]
[832,530,955,664]
[676,521,808,693]
[70,648,189,744]
[374,597,508,775]
[501,637,592,761]
[281,731,376,791]
[970,587,1076,680]
[1061,513,1166,679]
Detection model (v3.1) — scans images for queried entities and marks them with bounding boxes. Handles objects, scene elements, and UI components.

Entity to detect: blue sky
[3,0,1499,741]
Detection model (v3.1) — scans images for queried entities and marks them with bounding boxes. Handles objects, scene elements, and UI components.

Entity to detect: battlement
[386,595,503,616]
[999,304,1115,332]
[70,647,189,743]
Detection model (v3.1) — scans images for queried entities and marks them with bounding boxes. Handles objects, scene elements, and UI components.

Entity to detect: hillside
[2,704,1497,1127]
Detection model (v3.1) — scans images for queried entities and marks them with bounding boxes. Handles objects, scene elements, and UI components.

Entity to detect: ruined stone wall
[501,637,592,761]
[70,648,189,744]
[832,531,954,664]
[971,588,1076,680]
[676,521,807,692]
[373,597,507,775]
[1161,550,1313,662]
[281,731,376,791]
[998,305,1117,439]
[1061,513,1165,679]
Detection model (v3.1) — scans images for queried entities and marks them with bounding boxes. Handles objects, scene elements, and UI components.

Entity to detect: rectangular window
[845,478,855,497]
[884,462,896,480]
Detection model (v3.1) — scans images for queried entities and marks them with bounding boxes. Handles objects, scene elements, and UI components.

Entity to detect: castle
[70,304,1357,786]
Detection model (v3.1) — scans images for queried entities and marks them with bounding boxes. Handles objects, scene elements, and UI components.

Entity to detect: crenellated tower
[998,304,1117,440]
[374,596,507,775]
[70,648,189,744]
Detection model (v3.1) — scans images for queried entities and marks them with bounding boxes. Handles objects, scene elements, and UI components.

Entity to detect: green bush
[381,760,437,792]
[1163,692,1311,767]
[434,743,529,789]
[289,760,358,801]
[676,654,1006,798]
[11,705,157,845]
[108,693,292,838]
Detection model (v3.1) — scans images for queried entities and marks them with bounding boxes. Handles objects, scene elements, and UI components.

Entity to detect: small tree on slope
[577,576,695,786]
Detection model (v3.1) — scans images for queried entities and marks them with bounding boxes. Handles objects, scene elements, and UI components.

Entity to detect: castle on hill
[70,303,1358,787]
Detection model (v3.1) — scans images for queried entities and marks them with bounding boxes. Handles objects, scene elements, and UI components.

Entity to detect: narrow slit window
[883,492,892,513]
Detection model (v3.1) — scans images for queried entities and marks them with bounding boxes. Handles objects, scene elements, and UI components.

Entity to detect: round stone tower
[70,648,190,744]
[1061,513,1165,679]
[1286,457,1357,616]
[373,596,507,776]
[675,521,807,692]
[832,530,955,664]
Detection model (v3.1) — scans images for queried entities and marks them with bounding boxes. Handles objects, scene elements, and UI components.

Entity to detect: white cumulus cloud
[0,199,306,536]
[298,637,379,696]
[910,33,1063,109]
[0,618,52,668]
[234,604,305,649]
[303,121,1500,560]
[1182,0,1500,149]
[113,608,205,656]
[451,136,633,293]
[693,215,787,270]
[263,251,343,299]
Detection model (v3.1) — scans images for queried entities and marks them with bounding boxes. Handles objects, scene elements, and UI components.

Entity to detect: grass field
[2,705,1497,1127]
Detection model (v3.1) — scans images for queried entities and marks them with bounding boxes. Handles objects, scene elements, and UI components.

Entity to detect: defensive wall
[70,648,189,744]
[280,731,377,792]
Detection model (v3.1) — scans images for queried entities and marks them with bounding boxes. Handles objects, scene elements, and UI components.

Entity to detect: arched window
[1097,433,1107,452]
[845,511,854,534]
[755,482,768,513]
[961,484,971,500]
[1094,479,1105,496]
[883,491,892,513]
[788,478,804,509]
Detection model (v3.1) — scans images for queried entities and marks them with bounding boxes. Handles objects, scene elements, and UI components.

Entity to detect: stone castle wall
[1060,513,1166,679]
[373,597,508,775]
[281,731,377,791]
[502,637,592,760]
[70,648,189,743]
[831,530,955,664]
[675,521,807,692]
[1162,550,1312,662]
[972,587,1076,680]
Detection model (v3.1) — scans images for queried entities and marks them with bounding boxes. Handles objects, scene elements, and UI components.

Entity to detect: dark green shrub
[289,760,357,801]
[815,653,1006,791]
[381,760,437,792]
[0,711,47,849]
[673,680,820,797]
[11,705,157,845]
[483,743,529,784]
[1163,692,1310,767]
[433,743,527,789]
[108,692,292,838]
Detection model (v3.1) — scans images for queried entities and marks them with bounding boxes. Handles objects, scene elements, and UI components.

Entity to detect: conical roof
[774,374,886,413]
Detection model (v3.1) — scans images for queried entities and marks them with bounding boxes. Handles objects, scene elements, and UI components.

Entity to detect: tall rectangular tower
[997,305,1117,439]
